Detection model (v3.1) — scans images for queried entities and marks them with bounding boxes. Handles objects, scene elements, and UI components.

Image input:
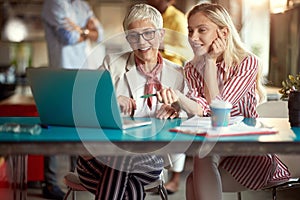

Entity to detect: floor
[3,155,300,200]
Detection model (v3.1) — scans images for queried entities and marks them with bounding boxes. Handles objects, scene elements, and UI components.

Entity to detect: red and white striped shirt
[184,55,290,189]
[184,55,258,118]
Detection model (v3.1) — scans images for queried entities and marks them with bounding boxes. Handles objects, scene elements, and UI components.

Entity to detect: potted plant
[279,73,300,127]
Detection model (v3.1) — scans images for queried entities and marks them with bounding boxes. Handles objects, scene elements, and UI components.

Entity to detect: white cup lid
[210,99,232,109]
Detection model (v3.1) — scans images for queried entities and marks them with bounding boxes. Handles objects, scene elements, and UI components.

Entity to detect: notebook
[26,67,152,129]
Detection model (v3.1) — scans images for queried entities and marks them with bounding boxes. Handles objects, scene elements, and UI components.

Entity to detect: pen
[140,93,157,98]
[130,96,135,120]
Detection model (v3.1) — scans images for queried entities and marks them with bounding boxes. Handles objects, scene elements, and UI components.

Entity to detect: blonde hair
[187,3,266,102]
[123,4,163,31]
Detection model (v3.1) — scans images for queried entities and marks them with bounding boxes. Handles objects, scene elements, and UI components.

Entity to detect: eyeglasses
[126,29,159,43]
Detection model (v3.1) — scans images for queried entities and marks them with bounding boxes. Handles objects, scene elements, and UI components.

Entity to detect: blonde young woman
[157,3,290,200]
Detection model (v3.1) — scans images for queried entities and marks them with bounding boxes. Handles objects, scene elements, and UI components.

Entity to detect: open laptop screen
[27,67,151,129]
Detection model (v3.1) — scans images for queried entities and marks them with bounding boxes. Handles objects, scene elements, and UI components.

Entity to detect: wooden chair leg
[237,191,242,200]
[63,188,72,200]
[63,189,77,200]
[272,188,277,200]
[72,190,76,200]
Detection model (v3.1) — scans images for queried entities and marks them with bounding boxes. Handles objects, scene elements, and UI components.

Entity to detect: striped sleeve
[216,55,258,105]
[184,62,210,116]
[215,55,258,117]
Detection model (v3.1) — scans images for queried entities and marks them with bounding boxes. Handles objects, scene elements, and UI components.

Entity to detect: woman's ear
[159,29,165,41]
[221,27,229,38]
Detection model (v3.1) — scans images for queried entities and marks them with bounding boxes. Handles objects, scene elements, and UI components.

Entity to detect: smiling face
[127,19,163,64]
[188,12,219,56]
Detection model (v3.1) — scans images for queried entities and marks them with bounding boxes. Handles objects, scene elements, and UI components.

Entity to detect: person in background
[41,0,104,199]
[76,4,185,200]
[42,0,104,69]
[157,3,290,200]
[147,0,188,194]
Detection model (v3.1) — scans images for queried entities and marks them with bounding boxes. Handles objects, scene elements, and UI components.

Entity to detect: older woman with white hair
[76,4,185,200]
[101,3,184,119]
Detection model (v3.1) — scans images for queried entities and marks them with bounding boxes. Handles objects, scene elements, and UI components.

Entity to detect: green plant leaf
[280,73,300,99]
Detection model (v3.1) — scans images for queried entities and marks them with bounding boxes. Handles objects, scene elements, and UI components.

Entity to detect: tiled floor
[7,155,300,200]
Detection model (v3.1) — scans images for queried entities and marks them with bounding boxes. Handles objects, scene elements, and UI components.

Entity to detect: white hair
[123,4,163,31]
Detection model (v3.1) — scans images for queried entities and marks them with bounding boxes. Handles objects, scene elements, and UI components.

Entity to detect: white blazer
[99,52,186,117]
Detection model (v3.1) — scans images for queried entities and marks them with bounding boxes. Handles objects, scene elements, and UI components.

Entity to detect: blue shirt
[41,0,104,68]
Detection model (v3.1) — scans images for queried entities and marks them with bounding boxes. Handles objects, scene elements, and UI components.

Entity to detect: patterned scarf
[135,52,163,110]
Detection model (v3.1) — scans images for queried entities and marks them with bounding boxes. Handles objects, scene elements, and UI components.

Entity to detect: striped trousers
[76,155,164,200]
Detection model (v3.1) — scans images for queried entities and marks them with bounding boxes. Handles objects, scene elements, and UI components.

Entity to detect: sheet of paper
[206,123,277,137]
[170,120,277,137]
[180,115,244,128]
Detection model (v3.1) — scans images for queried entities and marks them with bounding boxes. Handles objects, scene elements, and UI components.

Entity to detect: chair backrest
[257,101,300,177]
[256,101,288,118]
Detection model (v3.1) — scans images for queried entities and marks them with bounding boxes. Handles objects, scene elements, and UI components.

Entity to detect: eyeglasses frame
[126,29,161,43]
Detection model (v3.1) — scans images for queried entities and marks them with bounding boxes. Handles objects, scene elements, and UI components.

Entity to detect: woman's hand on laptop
[156,104,179,119]
[117,95,136,116]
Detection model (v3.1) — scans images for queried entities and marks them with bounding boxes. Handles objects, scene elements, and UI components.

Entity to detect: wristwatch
[81,28,90,39]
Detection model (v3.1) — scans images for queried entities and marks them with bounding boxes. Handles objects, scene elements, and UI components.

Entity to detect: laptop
[26,67,152,129]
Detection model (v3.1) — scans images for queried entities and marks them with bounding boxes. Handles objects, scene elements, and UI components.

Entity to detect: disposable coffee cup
[210,100,232,127]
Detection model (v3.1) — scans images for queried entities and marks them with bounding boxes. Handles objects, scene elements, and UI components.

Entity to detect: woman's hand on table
[156,104,179,119]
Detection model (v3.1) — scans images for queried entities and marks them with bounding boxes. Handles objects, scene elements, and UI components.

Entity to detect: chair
[256,100,288,118]
[63,172,168,200]
[63,172,87,200]
[256,101,300,200]
[144,177,168,200]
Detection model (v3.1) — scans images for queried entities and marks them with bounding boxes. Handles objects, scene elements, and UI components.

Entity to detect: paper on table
[180,115,244,128]
[206,123,277,137]
[170,120,278,137]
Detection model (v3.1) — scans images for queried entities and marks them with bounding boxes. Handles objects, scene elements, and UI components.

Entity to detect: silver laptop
[26,67,152,129]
